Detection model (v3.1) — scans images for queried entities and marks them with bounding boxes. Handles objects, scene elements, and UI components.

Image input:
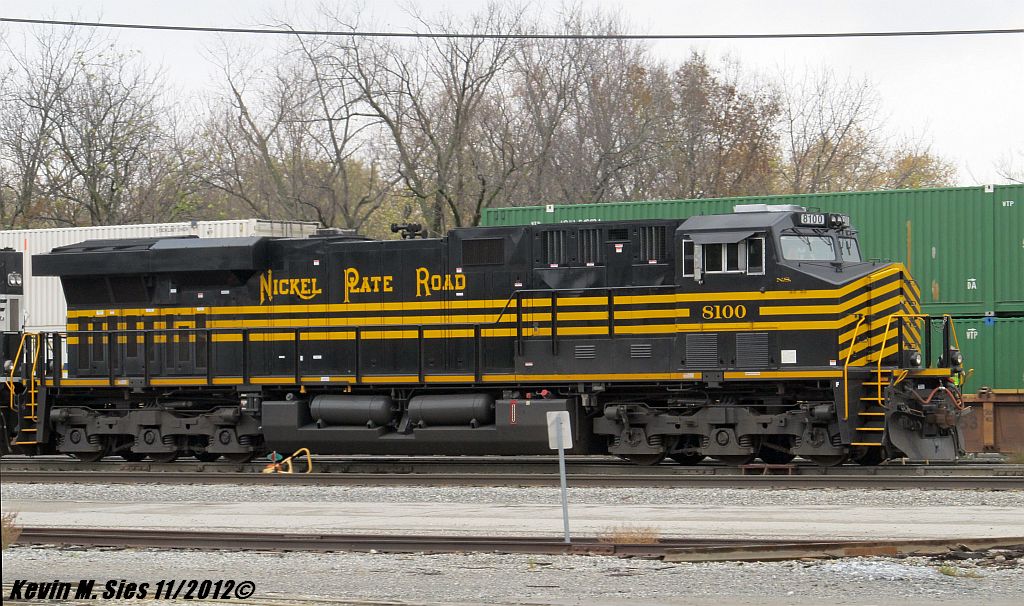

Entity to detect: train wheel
[195,452,220,462]
[74,447,109,463]
[120,452,146,462]
[669,453,705,466]
[625,453,666,466]
[222,451,256,463]
[851,446,886,466]
[149,451,179,464]
[809,454,848,467]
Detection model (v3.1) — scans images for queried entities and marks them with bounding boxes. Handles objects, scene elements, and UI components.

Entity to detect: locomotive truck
[1,205,966,465]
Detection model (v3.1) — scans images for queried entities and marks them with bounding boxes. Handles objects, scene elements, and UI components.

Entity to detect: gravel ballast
[3,483,1022,508]
[3,545,1022,606]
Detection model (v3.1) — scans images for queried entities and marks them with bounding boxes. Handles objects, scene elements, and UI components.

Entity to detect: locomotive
[1,205,966,465]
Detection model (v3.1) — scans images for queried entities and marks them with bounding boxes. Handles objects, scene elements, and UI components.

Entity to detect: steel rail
[2,456,1019,475]
[2,469,1022,489]
[14,526,1024,562]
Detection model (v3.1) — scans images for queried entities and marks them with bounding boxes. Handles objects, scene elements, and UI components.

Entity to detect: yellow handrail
[876,313,929,405]
[841,314,867,421]
[6,332,35,411]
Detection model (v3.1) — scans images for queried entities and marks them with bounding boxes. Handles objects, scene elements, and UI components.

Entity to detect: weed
[1,512,21,550]
[597,524,660,544]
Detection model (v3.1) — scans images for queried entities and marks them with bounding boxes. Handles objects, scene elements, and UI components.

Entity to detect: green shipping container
[483,185,1024,316]
[934,317,1024,393]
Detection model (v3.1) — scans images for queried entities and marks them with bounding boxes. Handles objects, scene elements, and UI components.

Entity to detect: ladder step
[862,382,886,386]
[13,440,39,445]
[857,427,885,431]
[18,428,37,432]
[861,397,885,401]
[851,442,883,447]
[858,412,885,416]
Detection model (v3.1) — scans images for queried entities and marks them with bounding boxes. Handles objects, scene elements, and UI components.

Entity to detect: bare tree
[995,148,1024,184]
[339,3,526,234]
[1,26,187,227]
[197,34,393,231]
[0,27,96,227]
[655,54,780,199]
[775,68,888,193]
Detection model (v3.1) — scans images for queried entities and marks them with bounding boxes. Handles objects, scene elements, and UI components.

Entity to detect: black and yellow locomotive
[2,205,966,465]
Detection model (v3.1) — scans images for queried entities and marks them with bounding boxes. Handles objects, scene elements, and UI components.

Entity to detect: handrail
[876,313,930,405]
[7,331,33,410]
[28,332,41,414]
[841,314,867,420]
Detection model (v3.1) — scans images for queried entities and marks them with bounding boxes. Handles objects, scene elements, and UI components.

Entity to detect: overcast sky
[2,0,1022,186]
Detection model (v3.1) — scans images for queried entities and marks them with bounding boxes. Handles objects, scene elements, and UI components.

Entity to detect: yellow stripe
[52,378,111,386]
[65,265,904,320]
[724,370,843,379]
[674,265,900,303]
[907,368,953,377]
[615,309,688,320]
[300,376,355,383]
[150,377,209,386]
[761,280,902,316]
[512,372,699,381]
[614,294,678,305]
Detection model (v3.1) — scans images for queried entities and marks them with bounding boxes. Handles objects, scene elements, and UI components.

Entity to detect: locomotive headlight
[904,349,922,368]
[949,349,963,368]
[6,271,21,287]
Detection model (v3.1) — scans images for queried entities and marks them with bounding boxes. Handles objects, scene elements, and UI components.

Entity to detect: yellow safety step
[18,428,37,432]
[858,412,885,416]
[852,442,883,447]
[861,396,885,401]
[857,427,885,432]
[863,381,886,386]
[13,440,39,445]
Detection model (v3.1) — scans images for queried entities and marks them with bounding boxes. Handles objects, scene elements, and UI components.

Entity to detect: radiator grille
[574,344,596,359]
[735,333,770,368]
[685,334,718,367]
[630,343,652,359]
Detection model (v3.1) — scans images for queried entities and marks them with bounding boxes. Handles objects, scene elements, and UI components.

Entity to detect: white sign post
[546,410,573,544]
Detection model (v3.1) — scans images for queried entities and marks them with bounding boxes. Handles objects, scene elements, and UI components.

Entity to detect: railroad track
[3,469,1022,489]
[14,526,1024,562]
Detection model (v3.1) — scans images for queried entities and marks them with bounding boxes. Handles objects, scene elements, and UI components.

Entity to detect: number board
[798,213,827,226]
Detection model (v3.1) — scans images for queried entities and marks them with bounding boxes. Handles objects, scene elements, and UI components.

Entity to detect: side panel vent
[735,333,770,368]
[685,334,718,368]
[574,344,596,360]
[630,343,653,359]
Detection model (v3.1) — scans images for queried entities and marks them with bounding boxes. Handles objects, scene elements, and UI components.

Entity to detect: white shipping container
[0,219,320,332]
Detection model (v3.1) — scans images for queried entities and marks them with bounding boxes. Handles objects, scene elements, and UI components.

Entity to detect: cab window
[839,237,861,262]
[780,235,835,261]
[689,236,766,276]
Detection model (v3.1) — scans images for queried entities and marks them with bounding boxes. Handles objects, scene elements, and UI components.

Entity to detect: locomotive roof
[679,211,796,232]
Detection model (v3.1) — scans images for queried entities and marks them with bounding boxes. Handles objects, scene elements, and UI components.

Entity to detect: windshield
[780,235,835,261]
[839,237,861,262]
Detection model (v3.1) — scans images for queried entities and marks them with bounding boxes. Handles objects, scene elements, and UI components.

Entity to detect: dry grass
[597,524,661,544]
[1,512,21,550]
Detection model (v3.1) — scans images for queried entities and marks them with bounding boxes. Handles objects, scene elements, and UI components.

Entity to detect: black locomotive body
[2,206,966,465]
